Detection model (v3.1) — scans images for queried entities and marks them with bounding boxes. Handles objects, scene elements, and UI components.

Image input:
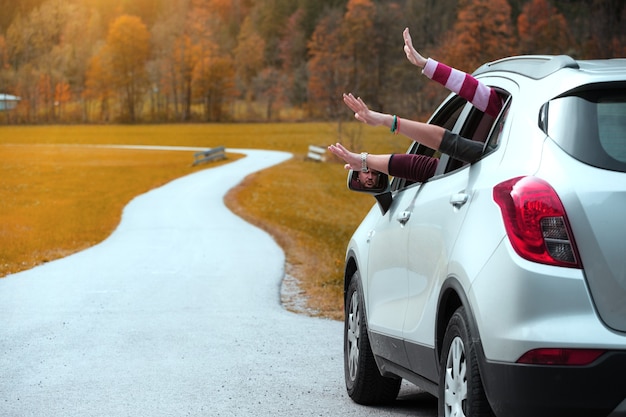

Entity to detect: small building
[0,94,20,111]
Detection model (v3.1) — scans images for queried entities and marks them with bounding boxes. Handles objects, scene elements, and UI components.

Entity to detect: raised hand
[327,142,360,171]
[403,27,427,68]
[342,93,385,126]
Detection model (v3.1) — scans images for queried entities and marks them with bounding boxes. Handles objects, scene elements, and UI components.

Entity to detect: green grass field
[0,123,410,319]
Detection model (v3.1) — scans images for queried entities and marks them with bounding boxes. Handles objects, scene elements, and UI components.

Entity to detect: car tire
[439,306,494,417]
[344,274,401,405]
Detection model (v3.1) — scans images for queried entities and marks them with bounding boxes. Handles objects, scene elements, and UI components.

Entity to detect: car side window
[391,96,469,191]
[442,90,511,173]
[483,97,512,155]
[430,96,468,131]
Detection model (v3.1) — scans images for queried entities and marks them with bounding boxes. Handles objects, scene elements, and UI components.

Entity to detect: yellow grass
[0,144,240,276]
[0,123,409,319]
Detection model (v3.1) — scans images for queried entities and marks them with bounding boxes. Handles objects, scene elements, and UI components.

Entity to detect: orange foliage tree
[233,15,266,105]
[341,0,377,97]
[306,9,348,119]
[278,9,307,107]
[104,15,151,122]
[581,0,626,59]
[84,51,114,122]
[193,54,237,122]
[438,0,517,73]
[518,0,574,55]
[172,33,202,121]
[54,80,71,119]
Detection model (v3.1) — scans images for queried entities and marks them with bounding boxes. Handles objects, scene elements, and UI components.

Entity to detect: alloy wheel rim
[444,336,468,417]
[347,291,360,381]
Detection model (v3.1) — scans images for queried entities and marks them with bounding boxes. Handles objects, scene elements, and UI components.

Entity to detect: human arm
[402,27,502,118]
[327,142,392,175]
[327,143,439,183]
[423,58,502,118]
[342,94,484,164]
[343,93,446,151]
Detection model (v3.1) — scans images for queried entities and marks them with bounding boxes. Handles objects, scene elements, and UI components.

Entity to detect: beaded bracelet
[390,115,398,134]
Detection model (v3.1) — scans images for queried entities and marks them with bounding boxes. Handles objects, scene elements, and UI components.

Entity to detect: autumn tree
[370,2,414,115]
[405,0,459,47]
[439,0,517,73]
[277,9,308,107]
[0,0,622,124]
[252,0,299,66]
[341,0,377,99]
[307,8,348,119]
[3,0,71,121]
[193,54,236,121]
[172,33,202,121]
[518,0,574,55]
[59,4,104,122]
[150,0,190,121]
[0,35,9,91]
[196,0,252,52]
[84,49,114,121]
[104,15,151,122]
[581,0,625,58]
[233,16,266,109]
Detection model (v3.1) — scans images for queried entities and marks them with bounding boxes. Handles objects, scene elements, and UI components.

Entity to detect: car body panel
[538,139,626,332]
[365,186,415,337]
[403,167,472,344]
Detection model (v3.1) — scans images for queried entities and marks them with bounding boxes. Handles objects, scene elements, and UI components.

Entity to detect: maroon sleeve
[388,154,439,183]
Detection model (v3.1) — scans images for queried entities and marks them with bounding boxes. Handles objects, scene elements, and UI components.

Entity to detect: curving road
[0,149,435,417]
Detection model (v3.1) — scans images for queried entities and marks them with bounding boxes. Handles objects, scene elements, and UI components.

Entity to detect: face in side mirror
[347,169,389,194]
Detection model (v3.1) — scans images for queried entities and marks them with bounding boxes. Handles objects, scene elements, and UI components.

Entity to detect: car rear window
[545,84,626,172]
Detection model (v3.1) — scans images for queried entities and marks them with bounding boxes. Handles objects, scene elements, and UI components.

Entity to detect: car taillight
[517,348,605,365]
[493,176,581,268]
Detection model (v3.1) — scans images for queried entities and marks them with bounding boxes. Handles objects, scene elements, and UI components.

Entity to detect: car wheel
[439,306,494,417]
[344,273,401,405]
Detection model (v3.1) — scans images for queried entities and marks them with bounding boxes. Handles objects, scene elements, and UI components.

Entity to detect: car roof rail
[473,55,579,80]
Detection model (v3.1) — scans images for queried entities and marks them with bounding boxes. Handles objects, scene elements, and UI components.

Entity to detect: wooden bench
[192,146,226,166]
[306,145,326,162]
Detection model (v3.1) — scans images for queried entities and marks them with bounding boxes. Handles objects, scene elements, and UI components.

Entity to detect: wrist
[360,152,369,172]
[385,114,395,128]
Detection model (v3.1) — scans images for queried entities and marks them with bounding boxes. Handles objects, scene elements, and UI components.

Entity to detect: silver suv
[342,55,626,417]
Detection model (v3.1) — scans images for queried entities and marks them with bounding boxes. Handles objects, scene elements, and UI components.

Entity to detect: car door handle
[396,211,411,226]
[450,193,469,208]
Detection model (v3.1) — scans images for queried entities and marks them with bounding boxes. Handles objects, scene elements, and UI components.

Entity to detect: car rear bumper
[480,350,626,417]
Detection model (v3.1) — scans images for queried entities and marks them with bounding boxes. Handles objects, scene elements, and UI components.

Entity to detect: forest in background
[0,0,623,124]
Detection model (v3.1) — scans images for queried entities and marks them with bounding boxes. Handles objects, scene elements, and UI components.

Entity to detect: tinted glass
[546,86,626,172]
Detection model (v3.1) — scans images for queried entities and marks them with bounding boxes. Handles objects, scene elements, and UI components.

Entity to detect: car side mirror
[347,169,389,194]
[347,170,393,215]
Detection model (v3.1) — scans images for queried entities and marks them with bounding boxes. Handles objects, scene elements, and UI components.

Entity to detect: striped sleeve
[423,58,502,118]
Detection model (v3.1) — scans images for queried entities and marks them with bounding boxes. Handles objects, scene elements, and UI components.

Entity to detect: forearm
[376,113,446,151]
[423,58,502,118]
[388,154,439,183]
[438,130,484,163]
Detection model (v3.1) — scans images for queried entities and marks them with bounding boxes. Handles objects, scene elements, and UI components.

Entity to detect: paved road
[0,149,436,417]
